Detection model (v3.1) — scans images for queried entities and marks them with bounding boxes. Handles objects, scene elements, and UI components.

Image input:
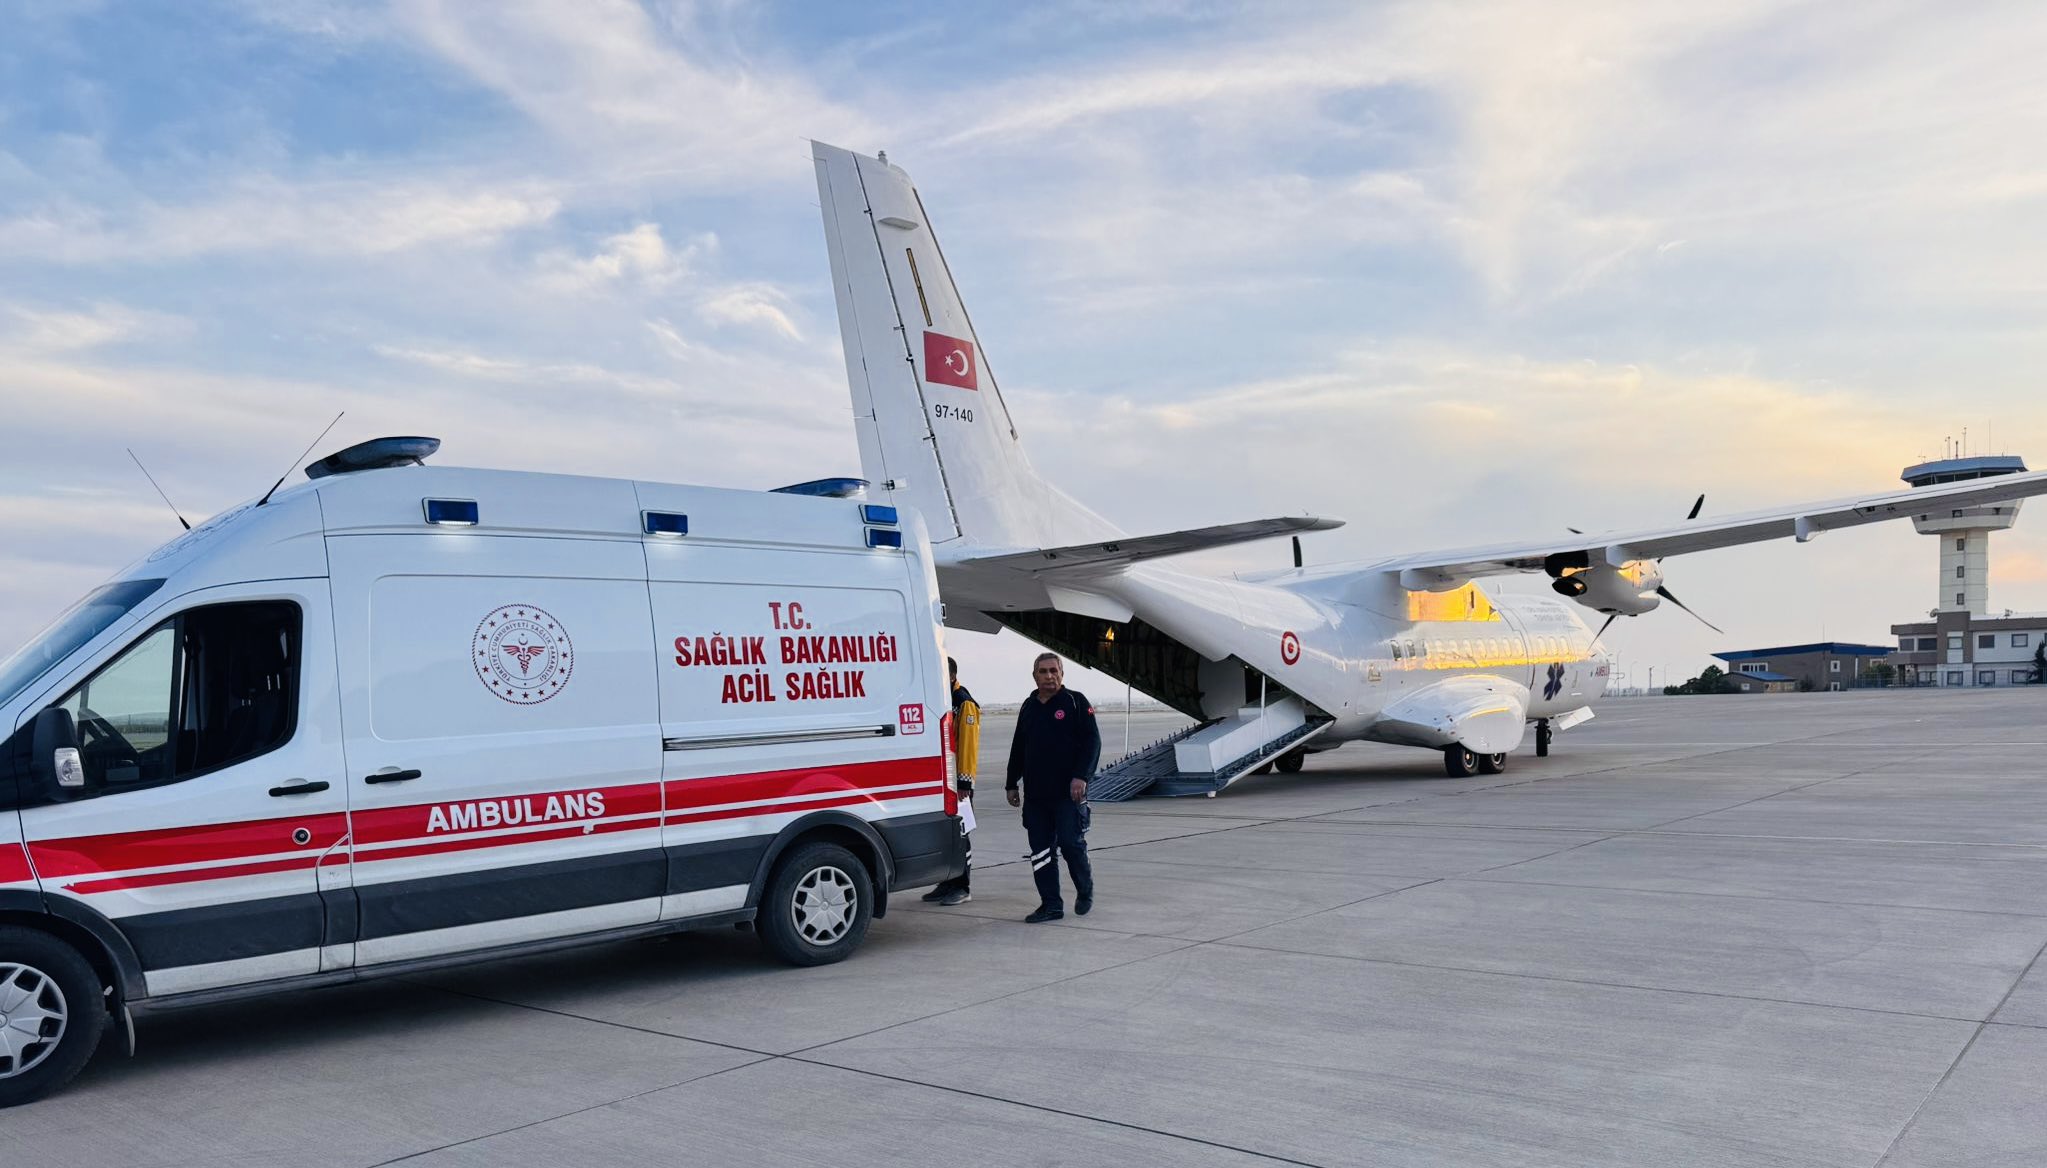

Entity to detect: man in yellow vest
[923,656,980,906]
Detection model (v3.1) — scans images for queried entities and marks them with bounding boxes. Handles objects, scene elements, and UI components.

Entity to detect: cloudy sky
[5,0,2047,700]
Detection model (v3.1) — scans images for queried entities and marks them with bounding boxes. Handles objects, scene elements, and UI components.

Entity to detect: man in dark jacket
[1006,652,1099,922]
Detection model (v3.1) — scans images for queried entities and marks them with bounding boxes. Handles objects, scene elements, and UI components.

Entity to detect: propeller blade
[1656,585,1723,633]
[1656,494,1708,564]
[1566,526,1583,535]
[1292,535,1303,569]
[1594,614,1618,642]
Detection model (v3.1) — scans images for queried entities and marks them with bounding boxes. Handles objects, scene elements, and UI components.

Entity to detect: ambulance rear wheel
[0,927,106,1108]
[1443,747,1478,778]
[759,842,873,967]
[1275,749,1306,774]
[1477,752,1507,775]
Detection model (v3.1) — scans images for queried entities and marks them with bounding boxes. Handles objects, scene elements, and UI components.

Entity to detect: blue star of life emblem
[1543,663,1566,700]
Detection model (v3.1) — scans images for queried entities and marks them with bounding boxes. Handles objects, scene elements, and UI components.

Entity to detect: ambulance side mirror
[31,707,86,795]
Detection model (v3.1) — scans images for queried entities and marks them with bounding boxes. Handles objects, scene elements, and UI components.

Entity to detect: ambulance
[0,437,965,1105]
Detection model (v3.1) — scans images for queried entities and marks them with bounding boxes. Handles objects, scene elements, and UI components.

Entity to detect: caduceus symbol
[502,639,548,676]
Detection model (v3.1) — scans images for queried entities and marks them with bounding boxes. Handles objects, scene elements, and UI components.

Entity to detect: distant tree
[1797,678,1816,692]
[1862,662,1896,687]
[2031,642,2047,684]
[1670,665,1738,695]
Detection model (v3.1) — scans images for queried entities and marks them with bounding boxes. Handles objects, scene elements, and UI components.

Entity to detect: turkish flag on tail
[923,331,978,390]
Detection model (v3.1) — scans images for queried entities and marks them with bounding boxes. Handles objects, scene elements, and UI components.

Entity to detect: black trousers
[1022,794,1092,910]
[933,786,973,895]
[932,833,972,895]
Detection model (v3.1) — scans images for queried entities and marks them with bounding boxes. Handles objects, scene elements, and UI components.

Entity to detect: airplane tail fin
[812,141,1117,552]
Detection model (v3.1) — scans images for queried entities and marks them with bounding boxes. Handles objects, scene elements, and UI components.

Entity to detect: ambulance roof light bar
[307,436,441,480]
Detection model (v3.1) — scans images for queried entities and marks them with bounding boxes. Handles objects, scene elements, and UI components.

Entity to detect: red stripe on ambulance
[0,843,34,886]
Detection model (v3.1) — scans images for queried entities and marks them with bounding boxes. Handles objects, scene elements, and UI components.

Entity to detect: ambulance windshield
[0,578,165,710]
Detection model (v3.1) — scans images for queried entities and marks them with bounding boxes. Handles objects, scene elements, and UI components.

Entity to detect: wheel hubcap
[0,962,68,1080]
[792,866,858,946]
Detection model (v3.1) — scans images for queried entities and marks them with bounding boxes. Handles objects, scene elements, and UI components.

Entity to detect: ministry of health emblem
[474,605,574,705]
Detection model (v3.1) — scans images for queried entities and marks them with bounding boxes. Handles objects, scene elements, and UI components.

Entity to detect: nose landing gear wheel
[1535,718,1552,758]
[1477,752,1506,775]
[1443,746,1478,777]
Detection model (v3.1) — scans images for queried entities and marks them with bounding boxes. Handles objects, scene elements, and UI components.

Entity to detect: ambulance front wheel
[1275,749,1306,774]
[0,926,107,1108]
[758,842,874,967]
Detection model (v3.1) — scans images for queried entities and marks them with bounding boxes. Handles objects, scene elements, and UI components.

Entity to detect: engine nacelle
[1550,561,1663,616]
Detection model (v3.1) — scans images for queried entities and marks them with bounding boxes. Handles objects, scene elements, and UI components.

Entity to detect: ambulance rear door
[641,492,948,920]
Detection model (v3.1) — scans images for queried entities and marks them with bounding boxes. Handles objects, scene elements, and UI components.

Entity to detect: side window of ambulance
[50,601,301,791]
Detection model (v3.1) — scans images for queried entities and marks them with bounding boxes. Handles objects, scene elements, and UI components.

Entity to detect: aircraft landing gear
[1478,752,1506,775]
[1535,718,1552,758]
[1443,746,1478,777]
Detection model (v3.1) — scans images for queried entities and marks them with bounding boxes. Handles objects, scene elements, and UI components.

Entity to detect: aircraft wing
[954,516,1343,575]
[1359,470,2047,584]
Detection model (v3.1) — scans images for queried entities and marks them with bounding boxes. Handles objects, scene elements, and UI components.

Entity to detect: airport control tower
[1903,454,2029,615]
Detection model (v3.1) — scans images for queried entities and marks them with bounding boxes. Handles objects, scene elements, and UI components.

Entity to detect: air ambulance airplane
[810,141,2047,796]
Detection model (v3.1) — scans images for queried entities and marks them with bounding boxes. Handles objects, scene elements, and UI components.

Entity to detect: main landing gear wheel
[758,842,873,968]
[1535,719,1552,758]
[1477,752,1507,775]
[1443,746,1478,778]
[0,927,106,1108]
[1275,749,1306,775]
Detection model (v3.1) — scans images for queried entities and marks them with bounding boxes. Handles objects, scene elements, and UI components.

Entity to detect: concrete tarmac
[13,690,2047,1166]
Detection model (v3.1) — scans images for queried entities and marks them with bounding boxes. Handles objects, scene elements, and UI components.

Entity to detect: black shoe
[1075,893,1093,916]
[1024,906,1064,924]
[920,887,949,903]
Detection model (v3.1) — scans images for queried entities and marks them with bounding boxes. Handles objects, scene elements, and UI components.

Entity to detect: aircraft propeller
[1588,494,1721,642]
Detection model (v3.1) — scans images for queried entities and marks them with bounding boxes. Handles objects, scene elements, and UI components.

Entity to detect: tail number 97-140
[933,403,975,424]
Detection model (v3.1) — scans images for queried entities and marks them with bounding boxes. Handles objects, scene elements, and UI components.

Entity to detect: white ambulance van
[0,437,964,1105]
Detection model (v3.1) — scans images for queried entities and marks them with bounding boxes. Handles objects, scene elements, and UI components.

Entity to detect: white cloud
[391,0,878,186]
[0,301,189,353]
[695,282,802,341]
[533,223,707,292]
[0,176,561,263]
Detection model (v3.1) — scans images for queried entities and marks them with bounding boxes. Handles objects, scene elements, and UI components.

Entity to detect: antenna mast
[258,412,345,506]
[127,449,191,531]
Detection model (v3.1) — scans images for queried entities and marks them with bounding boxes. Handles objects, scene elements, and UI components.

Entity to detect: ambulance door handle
[269,780,330,797]
[364,768,422,785]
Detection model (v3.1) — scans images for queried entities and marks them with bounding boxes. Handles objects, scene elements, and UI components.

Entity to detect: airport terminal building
[1713,643,1895,692]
